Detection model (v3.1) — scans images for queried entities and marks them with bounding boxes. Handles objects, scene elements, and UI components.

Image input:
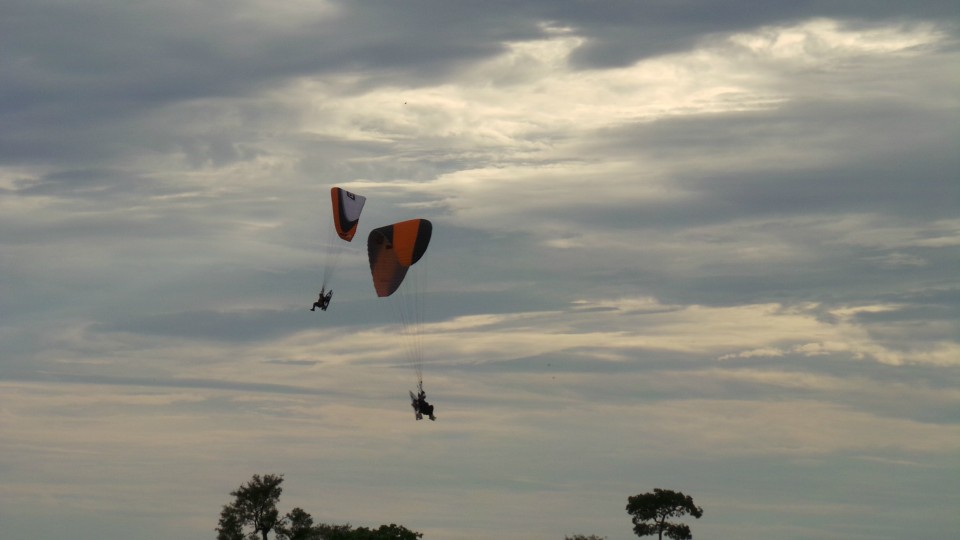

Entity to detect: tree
[276,508,321,540]
[214,474,422,540]
[313,523,354,540]
[216,504,245,540]
[625,488,703,540]
[312,523,422,540]
[217,474,285,540]
[347,524,423,539]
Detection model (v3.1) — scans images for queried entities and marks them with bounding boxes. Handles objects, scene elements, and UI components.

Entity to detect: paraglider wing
[318,186,367,294]
[330,187,367,242]
[367,219,432,297]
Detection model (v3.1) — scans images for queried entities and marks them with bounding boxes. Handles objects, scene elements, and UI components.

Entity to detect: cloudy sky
[2,1,958,539]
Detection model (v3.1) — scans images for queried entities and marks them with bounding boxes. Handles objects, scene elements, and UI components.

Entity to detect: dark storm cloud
[534,73,959,309]
[6,0,955,167]
[585,102,958,221]
[513,0,959,68]
[1,0,532,168]
[853,302,960,325]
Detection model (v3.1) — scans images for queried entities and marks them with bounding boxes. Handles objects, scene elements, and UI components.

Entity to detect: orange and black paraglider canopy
[367,219,432,297]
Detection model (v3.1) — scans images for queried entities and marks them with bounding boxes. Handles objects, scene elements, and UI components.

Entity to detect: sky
[1,1,958,539]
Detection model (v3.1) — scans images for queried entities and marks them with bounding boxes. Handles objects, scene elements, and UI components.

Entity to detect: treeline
[217,474,702,540]
[215,474,421,540]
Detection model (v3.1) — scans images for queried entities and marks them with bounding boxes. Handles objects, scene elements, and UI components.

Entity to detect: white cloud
[728,19,949,62]
[2,7,958,540]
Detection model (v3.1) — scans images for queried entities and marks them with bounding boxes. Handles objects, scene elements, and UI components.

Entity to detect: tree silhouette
[216,504,245,540]
[351,524,423,539]
[316,523,422,539]
[314,523,354,540]
[625,488,703,540]
[216,474,422,540]
[217,474,285,540]
[276,507,321,540]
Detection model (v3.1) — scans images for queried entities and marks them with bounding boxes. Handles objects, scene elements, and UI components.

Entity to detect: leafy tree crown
[626,488,703,540]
